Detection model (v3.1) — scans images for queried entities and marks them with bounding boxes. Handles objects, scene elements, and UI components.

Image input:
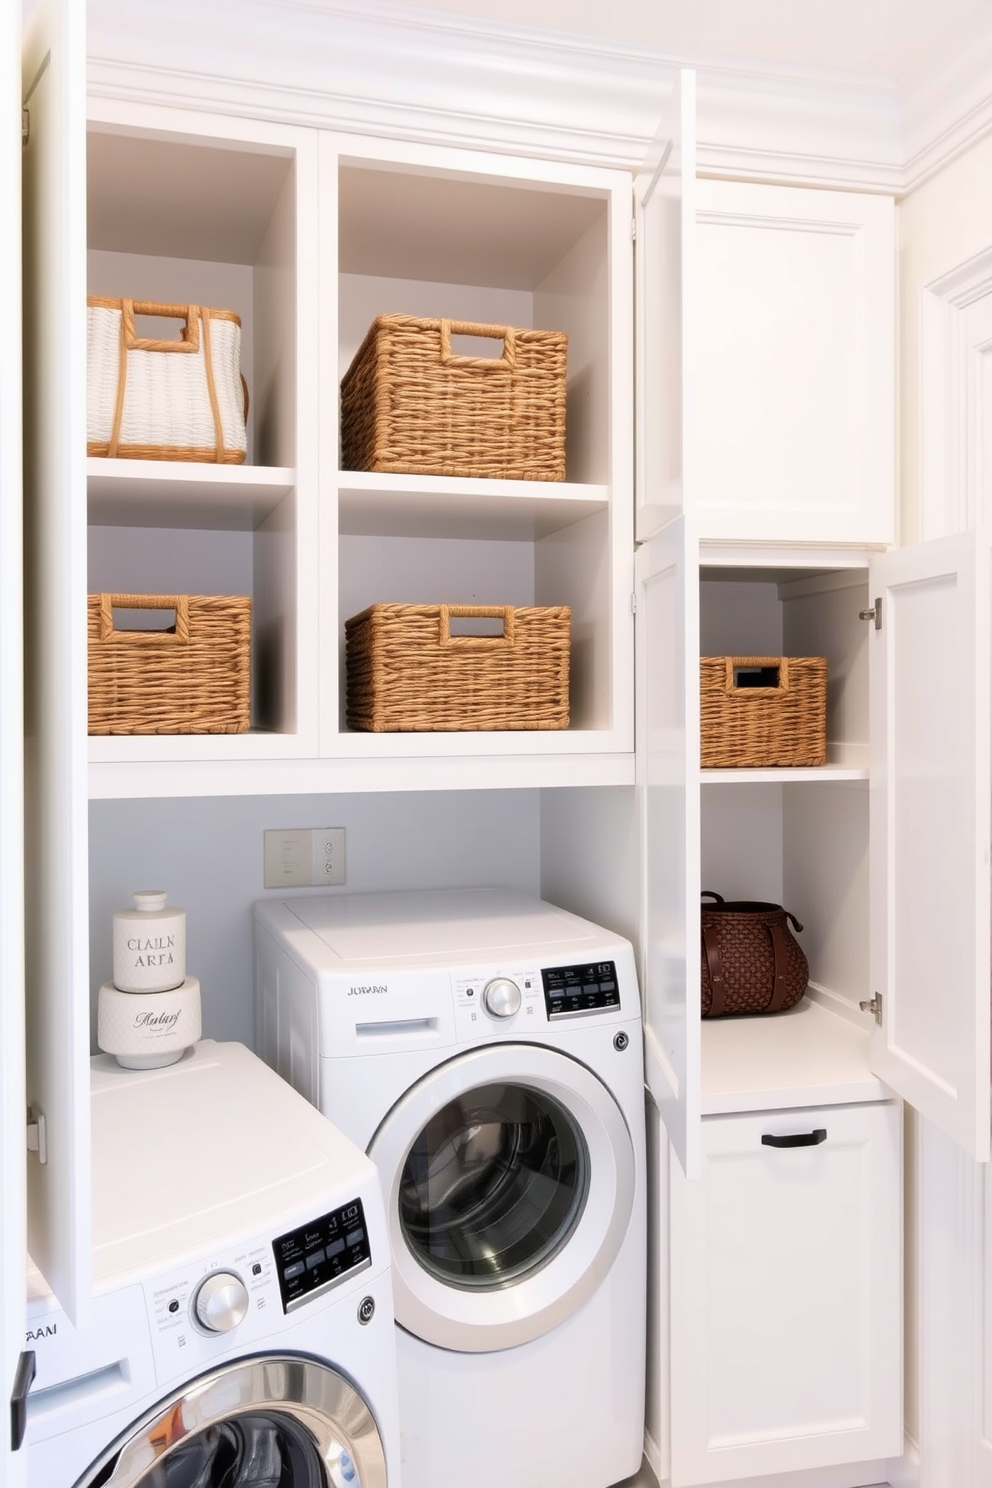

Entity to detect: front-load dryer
[23,1040,401,1488]
[253,887,647,1488]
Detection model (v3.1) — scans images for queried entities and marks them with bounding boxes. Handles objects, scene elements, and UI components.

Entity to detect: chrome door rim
[74,1354,387,1488]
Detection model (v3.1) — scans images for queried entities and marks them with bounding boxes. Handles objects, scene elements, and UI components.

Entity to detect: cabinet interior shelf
[338,471,609,540]
[701,998,888,1114]
[87,459,296,531]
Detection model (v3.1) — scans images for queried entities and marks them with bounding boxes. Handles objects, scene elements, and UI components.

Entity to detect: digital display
[541,960,621,1018]
[273,1196,372,1313]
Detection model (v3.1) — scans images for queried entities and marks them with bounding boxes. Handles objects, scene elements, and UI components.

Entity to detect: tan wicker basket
[88,593,252,735]
[700,656,827,768]
[340,314,568,481]
[345,603,570,732]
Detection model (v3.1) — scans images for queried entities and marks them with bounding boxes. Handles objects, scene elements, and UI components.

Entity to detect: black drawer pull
[761,1128,827,1149]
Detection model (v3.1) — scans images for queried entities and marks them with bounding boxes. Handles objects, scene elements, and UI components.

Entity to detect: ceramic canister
[113,890,185,993]
[97,976,202,1069]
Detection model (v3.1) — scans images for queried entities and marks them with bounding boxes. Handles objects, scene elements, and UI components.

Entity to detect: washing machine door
[368,1042,636,1353]
[74,1355,386,1488]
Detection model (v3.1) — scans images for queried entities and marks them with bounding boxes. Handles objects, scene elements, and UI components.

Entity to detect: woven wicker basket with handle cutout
[345,602,570,732]
[700,655,827,768]
[87,298,249,463]
[88,593,251,735]
[340,314,567,481]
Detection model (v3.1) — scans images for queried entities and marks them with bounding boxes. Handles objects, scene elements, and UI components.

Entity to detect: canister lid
[132,890,168,912]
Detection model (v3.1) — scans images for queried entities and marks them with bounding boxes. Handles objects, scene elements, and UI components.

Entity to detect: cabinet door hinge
[630,591,637,615]
[21,107,29,147]
[26,1106,47,1165]
[859,993,883,1025]
[859,597,882,630]
[631,216,637,243]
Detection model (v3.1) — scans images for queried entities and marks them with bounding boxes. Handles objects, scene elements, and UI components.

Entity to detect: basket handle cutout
[726,658,789,693]
[98,594,190,644]
[439,320,516,370]
[439,605,515,647]
[122,301,201,354]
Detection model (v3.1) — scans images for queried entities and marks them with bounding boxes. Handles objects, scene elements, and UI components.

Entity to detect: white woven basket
[87,297,248,463]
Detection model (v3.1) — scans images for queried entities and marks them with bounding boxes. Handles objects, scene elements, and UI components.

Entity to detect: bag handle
[438,605,516,647]
[97,594,190,644]
[439,319,516,370]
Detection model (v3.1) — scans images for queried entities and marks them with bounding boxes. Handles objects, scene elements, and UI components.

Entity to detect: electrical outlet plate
[264,828,346,889]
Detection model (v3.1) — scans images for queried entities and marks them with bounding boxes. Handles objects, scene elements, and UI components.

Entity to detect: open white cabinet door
[3,1,27,1478]
[634,69,696,544]
[22,0,92,1321]
[636,515,701,1179]
[869,532,991,1161]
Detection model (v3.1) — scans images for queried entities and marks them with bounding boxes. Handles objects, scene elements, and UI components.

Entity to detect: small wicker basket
[88,593,252,735]
[345,603,570,732]
[700,655,827,768]
[340,314,568,482]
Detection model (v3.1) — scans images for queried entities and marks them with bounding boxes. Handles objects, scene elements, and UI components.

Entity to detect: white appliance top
[73,1040,377,1291]
[264,886,628,967]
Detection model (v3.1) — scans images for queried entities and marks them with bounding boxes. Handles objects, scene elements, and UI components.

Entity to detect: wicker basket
[340,314,568,481]
[345,603,570,732]
[87,298,248,463]
[700,656,827,768]
[88,593,252,735]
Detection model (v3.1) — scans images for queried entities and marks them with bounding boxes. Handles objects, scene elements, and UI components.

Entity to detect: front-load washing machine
[23,1040,401,1488]
[253,887,647,1488]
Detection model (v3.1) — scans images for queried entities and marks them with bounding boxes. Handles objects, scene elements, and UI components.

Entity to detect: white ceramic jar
[113,890,185,993]
[97,976,202,1069]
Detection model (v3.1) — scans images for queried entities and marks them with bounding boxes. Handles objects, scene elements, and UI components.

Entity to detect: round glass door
[369,1043,636,1353]
[398,1081,588,1289]
[79,1356,387,1488]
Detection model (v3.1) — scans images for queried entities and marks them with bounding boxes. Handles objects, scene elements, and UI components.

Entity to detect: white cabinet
[637,157,896,548]
[77,107,636,801]
[3,0,26,1479]
[692,180,895,547]
[670,1101,902,1485]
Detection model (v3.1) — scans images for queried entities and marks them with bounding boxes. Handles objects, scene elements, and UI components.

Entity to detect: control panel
[274,1197,372,1313]
[542,960,621,1018]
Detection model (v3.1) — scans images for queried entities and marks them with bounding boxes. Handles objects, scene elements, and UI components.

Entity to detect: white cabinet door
[634,70,696,545]
[2,1,26,1478]
[693,180,895,546]
[670,1102,903,1486]
[868,532,991,1161]
[636,515,701,1180]
[22,0,92,1323]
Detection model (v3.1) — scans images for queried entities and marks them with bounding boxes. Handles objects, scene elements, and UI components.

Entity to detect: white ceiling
[378,0,988,87]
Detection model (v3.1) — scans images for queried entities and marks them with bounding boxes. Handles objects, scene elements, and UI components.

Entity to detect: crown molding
[901,5,992,194]
[85,0,989,195]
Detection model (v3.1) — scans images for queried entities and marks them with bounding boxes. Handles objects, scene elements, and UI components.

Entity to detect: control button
[358,1296,375,1325]
[193,1272,250,1334]
[283,1261,306,1281]
[252,1263,263,1277]
[613,1031,629,1052]
[345,1229,365,1248]
[306,1250,326,1270]
[327,1238,346,1258]
[483,977,522,1019]
[168,1299,180,1314]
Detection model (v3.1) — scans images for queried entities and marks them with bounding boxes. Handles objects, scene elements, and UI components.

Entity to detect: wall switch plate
[264,828,346,889]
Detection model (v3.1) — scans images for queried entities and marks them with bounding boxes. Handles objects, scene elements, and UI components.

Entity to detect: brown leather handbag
[701,891,809,1017]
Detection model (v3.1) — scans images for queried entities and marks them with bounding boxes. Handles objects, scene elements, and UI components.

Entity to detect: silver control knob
[193,1272,249,1334]
[483,977,522,1019]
